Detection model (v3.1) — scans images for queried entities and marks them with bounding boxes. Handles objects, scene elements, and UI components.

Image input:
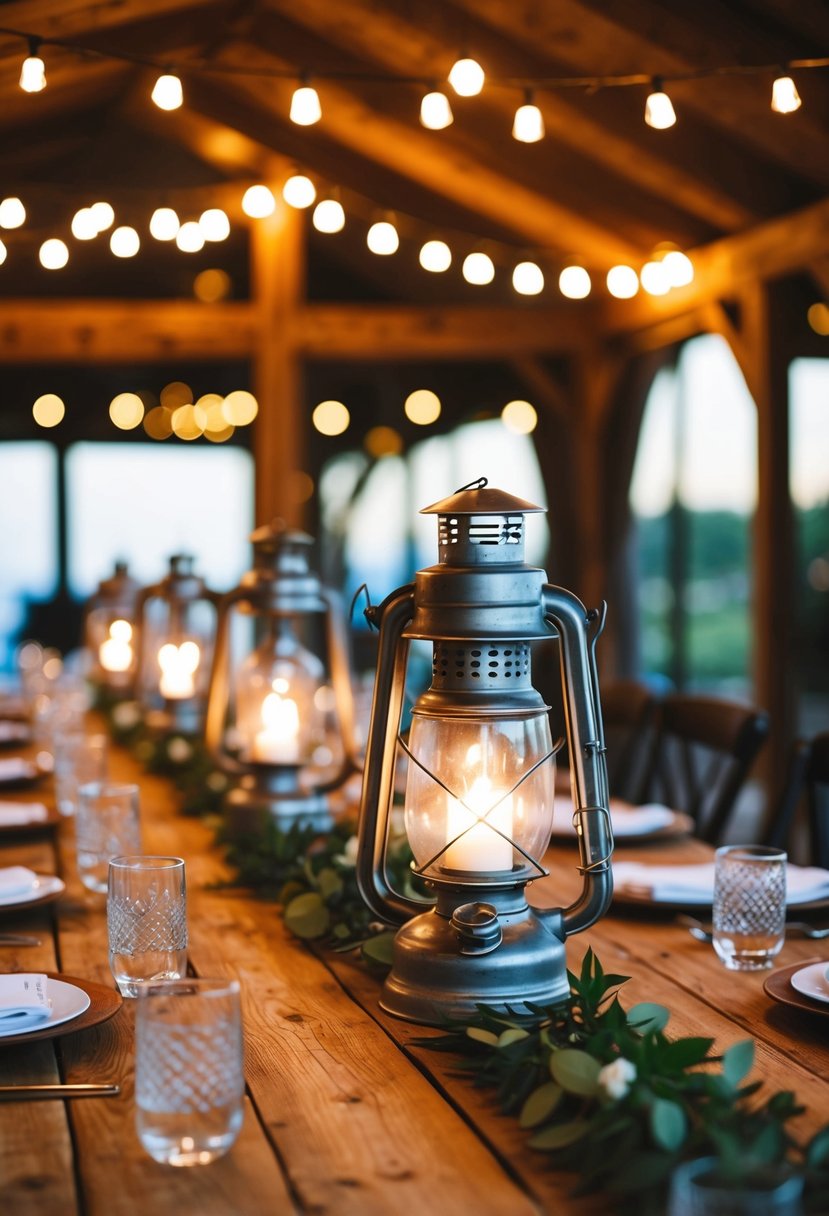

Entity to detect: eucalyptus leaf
[627,1002,670,1034]
[722,1039,755,1088]
[316,866,344,901]
[360,931,395,970]
[649,1097,687,1151]
[519,1082,564,1128]
[528,1120,589,1151]
[466,1027,500,1047]
[498,1028,530,1049]
[550,1049,601,1095]
[284,891,330,939]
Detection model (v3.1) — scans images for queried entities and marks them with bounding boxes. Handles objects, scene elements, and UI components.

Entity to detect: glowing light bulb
[39,238,69,269]
[502,399,538,435]
[367,220,399,255]
[176,221,205,252]
[419,239,452,272]
[0,240,6,266]
[662,250,694,287]
[512,261,544,295]
[290,84,322,125]
[512,94,545,143]
[32,394,65,427]
[110,226,140,258]
[149,207,180,240]
[19,40,46,93]
[254,689,300,762]
[771,76,801,114]
[448,56,484,97]
[199,208,230,241]
[151,73,183,111]
[90,202,114,232]
[640,260,671,296]
[420,90,453,129]
[0,198,26,229]
[558,265,591,299]
[404,389,441,425]
[242,185,276,218]
[158,641,200,700]
[312,399,350,436]
[99,620,133,673]
[282,175,316,208]
[312,199,345,234]
[462,252,495,285]
[606,265,640,299]
[109,392,145,430]
[645,83,677,129]
[70,208,97,240]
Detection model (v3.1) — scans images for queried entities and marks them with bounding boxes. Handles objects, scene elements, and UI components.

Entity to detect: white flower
[167,736,193,764]
[333,835,359,867]
[598,1057,636,1100]
[112,701,141,730]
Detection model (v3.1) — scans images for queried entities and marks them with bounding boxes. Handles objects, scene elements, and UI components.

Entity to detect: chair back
[635,692,770,843]
[808,734,829,868]
[600,679,658,802]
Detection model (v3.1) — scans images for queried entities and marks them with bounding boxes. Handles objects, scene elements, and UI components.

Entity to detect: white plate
[552,798,679,840]
[0,874,65,908]
[790,962,829,1005]
[0,978,90,1039]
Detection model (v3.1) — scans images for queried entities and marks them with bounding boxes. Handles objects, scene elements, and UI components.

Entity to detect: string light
[39,238,69,269]
[109,392,145,429]
[282,175,316,208]
[462,251,495,285]
[241,185,275,218]
[312,198,345,234]
[639,259,671,296]
[420,89,453,130]
[771,75,801,114]
[175,221,205,252]
[512,261,544,295]
[419,239,452,272]
[151,73,183,111]
[662,249,694,287]
[193,268,231,302]
[70,207,97,240]
[90,202,114,232]
[110,226,140,257]
[222,390,258,426]
[149,207,180,240]
[606,265,640,298]
[199,208,230,241]
[559,265,592,299]
[404,389,441,425]
[448,56,485,97]
[0,198,26,229]
[19,38,46,93]
[32,393,64,427]
[512,91,545,143]
[501,400,538,435]
[366,218,399,255]
[312,399,350,435]
[0,240,6,266]
[645,79,677,129]
[290,81,322,125]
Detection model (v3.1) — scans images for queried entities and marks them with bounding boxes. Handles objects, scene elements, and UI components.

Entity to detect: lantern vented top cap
[421,477,544,517]
[250,522,314,553]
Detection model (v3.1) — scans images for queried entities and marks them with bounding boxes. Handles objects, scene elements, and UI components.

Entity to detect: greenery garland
[99,694,829,1211]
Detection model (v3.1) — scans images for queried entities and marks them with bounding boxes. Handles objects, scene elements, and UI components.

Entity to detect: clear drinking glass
[75,781,141,893]
[712,845,787,971]
[107,855,187,996]
[668,1157,803,1215]
[53,732,108,817]
[135,978,244,1166]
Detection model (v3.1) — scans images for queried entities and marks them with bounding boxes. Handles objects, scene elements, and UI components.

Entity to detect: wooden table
[2,743,829,1215]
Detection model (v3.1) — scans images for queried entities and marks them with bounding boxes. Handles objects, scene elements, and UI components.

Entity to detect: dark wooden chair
[599,679,659,802]
[762,732,829,867]
[633,692,770,844]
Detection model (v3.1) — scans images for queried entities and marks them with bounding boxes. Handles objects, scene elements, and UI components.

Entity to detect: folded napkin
[0,802,48,827]
[0,866,40,896]
[554,798,674,838]
[0,974,50,1029]
[0,758,34,780]
[0,722,28,744]
[613,860,829,905]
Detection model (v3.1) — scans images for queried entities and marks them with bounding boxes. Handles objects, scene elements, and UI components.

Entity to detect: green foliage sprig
[420,950,829,1213]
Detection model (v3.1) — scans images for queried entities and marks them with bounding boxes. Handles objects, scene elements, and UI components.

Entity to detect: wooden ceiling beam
[0,0,229,59]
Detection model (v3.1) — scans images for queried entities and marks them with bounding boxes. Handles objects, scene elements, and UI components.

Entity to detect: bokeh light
[222,390,258,426]
[171,404,203,440]
[33,394,65,427]
[404,389,441,426]
[193,268,232,302]
[501,399,538,435]
[143,405,174,439]
[39,239,69,269]
[109,392,145,430]
[365,426,403,457]
[312,399,350,436]
[160,381,193,409]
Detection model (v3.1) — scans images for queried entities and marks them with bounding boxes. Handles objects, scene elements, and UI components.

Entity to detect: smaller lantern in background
[135,555,219,734]
[83,561,141,697]
[205,525,359,831]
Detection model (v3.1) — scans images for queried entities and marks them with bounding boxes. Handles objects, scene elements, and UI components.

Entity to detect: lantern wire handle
[397,732,554,878]
[454,475,488,493]
[349,582,373,624]
[573,806,614,875]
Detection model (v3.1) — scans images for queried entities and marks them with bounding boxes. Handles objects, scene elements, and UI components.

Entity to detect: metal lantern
[135,554,219,734]
[356,479,614,1024]
[84,561,141,695]
[205,524,359,831]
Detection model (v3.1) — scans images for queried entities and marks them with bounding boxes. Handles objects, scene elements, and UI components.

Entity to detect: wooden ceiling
[0,0,827,317]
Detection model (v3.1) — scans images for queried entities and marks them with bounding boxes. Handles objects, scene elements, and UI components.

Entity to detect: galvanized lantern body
[205,525,359,831]
[135,555,219,735]
[84,561,141,695]
[356,481,614,1025]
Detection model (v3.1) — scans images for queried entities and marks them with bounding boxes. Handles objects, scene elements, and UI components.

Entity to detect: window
[629,334,757,694]
[0,443,58,671]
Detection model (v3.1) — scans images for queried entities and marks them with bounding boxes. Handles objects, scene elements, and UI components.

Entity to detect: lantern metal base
[380,883,568,1025]
[143,704,204,737]
[224,767,333,836]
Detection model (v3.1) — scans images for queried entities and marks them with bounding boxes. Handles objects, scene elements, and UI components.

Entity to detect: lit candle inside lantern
[444,771,514,873]
[99,619,133,673]
[158,640,200,699]
[253,681,301,763]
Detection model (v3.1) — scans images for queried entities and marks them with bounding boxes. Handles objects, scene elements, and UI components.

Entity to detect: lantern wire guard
[356,478,614,1024]
[83,560,141,696]
[205,524,360,833]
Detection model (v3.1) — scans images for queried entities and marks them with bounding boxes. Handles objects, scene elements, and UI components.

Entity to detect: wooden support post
[250,203,306,527]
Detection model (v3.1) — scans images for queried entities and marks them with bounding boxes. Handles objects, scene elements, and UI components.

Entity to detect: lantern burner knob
[450,901,503,955]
